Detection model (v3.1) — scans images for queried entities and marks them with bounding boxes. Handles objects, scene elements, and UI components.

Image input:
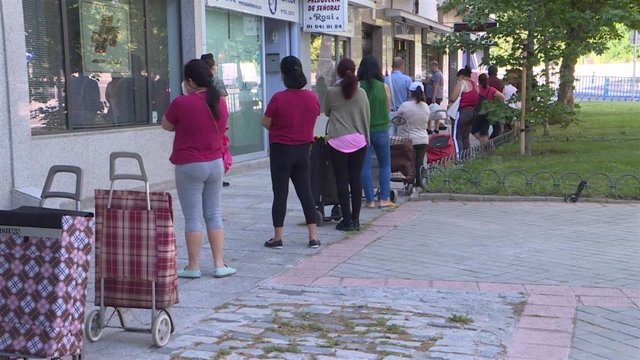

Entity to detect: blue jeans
[362,130,392,202]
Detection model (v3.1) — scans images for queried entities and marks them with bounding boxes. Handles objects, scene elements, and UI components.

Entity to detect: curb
[415,193,639,204]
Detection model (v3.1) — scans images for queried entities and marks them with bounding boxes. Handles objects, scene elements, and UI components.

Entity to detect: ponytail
[337,58,358,99]
[206,77,221,120]
[184,59,220,120]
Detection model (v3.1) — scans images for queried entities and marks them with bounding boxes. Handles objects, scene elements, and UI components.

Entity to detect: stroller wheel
[404,184,414,195]
[390,190,397,203]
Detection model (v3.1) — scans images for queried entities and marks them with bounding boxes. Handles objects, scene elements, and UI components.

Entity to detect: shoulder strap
[387,74,396,109]
[197,93,224,146]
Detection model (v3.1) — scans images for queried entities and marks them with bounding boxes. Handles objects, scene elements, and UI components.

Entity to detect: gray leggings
[175,159,224,232]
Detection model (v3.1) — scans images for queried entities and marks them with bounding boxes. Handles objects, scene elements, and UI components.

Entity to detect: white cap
[409,81,424,92]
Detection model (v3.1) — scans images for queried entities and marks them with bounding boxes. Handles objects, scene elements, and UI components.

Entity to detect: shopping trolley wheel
[85,309,103,342]
[152,311,172,347]
[315,210,324,226]
[330,205,342,221]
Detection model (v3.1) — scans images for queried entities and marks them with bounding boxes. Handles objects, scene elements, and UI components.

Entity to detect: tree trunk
[523,8,536,155]
[558,54,577,110]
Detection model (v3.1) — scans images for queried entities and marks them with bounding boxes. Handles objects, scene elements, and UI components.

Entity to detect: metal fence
[542,76,640,102]
[419,131,639,200]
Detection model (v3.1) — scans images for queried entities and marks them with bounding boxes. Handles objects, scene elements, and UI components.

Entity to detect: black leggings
[328,145,367,224]
[270,143,317,228]
[413,144,426,186]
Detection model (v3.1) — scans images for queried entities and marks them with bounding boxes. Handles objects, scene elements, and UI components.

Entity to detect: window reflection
[23,0,173,134]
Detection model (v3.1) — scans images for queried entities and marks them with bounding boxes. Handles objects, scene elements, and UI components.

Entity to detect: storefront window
[310,34,336,106]
[206,9,264,156]
[23,0,178,135]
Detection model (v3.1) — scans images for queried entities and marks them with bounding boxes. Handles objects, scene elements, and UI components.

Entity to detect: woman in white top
[395,81,431,186]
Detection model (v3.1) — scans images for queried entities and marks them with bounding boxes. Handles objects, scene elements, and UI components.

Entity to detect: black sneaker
[264,238,283,249]
[439,124,448,131]
[335,220,356,232]
[352,219,360,231]
[308,239,321,248]
[223,181,230,187]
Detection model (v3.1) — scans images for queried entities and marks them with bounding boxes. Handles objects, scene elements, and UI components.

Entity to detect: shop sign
[206,0,299,22]
[303,0,348,33]
[79,1,131,74]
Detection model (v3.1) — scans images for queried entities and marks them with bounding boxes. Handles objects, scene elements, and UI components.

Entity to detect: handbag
[201,96,232,173]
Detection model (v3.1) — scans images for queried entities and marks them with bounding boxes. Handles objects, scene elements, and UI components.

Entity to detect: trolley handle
[40,165,82,211]
[108,152,150,210]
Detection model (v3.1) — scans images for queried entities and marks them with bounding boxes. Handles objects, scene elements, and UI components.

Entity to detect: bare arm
[493,90,505,103]
[161,116,175,132]
[262,116,272,130]
[432,82,440,102]
[449,80,462,104]
[384,83,391,111]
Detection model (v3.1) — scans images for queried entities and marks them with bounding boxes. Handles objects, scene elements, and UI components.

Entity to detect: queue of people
[161,54,518,279]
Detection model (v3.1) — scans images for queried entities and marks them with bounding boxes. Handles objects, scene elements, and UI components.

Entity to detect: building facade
[0,0,451,209]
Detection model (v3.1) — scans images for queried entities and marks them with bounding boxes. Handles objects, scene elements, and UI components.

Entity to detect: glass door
[206,9,264,156]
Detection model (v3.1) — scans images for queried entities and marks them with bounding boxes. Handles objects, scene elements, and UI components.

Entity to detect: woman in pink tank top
[448,66,478,155]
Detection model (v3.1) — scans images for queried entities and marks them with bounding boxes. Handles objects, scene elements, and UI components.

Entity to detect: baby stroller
[389,115,415,195]
[426,109,454,164]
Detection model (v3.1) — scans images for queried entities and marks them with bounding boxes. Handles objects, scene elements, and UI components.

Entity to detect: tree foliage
[437,0,640,106]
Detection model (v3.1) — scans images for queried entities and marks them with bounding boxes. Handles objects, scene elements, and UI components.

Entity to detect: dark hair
[411,87,426,103]
[200,53,215,69]
[337,58,358,100]
[488,65,498,76]
[457,65,472,78]
[184,59,220,120]
[280,56,307,89]
[357,55,384,86]
[478,73,489,88]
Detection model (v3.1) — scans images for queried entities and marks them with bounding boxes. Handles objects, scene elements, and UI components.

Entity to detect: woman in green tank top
[358,55,395,209]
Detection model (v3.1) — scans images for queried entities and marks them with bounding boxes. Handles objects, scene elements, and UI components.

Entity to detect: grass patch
[426,102,640,198]
[269,313,323,336]
[447,313,474,325]
[383,323,408,335]
[418,336,442,352]
[263,343,301,354]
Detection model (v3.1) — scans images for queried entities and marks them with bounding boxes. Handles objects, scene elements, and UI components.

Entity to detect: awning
[349,0,376,8]
[384,9,452,33]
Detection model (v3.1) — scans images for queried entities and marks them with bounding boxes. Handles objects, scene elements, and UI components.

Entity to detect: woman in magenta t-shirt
[472,73,505,146]
[262,56,320,249]
[162,59,235,279]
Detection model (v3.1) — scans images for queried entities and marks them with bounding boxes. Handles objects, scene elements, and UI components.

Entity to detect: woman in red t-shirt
[162,59,235,279]
[472,73,505,146]
[262,56,320,249]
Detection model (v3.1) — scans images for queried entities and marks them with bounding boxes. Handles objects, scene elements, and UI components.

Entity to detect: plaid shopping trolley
[85,152,177,347]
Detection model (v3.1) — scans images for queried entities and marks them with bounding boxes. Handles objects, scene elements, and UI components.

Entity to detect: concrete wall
[0,1,12,208]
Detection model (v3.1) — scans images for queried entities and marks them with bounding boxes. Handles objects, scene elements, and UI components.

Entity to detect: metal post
[520,45,528,156]
[633,30,638,80]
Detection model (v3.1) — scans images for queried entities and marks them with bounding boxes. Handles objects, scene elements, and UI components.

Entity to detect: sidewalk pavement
[81,168,640,360]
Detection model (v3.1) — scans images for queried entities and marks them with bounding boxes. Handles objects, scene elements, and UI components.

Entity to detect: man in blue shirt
[425,61,443,105]
[385,57,411,135]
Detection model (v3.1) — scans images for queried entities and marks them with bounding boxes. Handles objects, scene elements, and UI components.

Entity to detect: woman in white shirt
[395,82,430,187]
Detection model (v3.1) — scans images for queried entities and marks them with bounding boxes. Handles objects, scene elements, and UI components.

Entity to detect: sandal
[379,202,397,209]
[364,202,376,209]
